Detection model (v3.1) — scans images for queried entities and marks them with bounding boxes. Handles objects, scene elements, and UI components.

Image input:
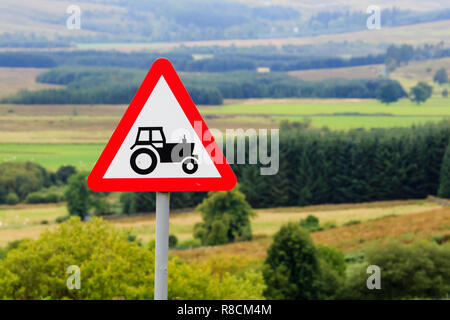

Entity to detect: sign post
[87,58,236,300]
[154,191,170,300]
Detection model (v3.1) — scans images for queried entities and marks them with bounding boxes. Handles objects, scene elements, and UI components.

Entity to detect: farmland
[0,199,444,247]
[0,95,449,169]
[0,68,62,98]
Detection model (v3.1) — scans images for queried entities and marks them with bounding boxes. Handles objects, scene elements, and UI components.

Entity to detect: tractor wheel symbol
[182,158,198,174]
[130,148,158,175]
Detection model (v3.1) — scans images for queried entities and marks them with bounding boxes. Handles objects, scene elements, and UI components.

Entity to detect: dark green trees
[262,223,322,299]
[233,121,450,208]
[341,242,450,299]
[65,173,110,219]
[65,173,91,220]
[433,68,449,85]
[376,82,402,104]
[193,187,255,245]
[0,162,50,204]
[410,81,433,104]
[120,191,207,214]
[262,222,346,300]
[55,165,77,184]
[438,143,450,198]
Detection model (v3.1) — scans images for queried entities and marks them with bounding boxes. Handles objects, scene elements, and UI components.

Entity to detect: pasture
[0,143,102,170]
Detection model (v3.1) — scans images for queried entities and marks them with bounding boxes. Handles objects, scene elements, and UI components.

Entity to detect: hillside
[237,0,449,15]
[174,205,450,262]
[0,0,449,45]
[74,20,450,52]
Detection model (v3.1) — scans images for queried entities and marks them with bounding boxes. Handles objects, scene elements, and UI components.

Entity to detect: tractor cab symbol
[130,127,198,175]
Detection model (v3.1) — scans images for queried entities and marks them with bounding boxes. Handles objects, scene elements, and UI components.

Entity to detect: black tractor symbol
[130,127,198,175]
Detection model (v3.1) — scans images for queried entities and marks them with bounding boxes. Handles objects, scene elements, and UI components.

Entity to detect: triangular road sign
[88,58,236,192]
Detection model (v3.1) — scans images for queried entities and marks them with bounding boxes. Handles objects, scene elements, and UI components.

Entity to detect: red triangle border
[87,58,236,192]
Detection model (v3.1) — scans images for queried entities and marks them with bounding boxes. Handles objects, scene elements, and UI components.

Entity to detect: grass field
[204,97,450,116]
[0,203,67,227]
[203,97,450,130]
[0,199,443,247]
[0,143,103,170]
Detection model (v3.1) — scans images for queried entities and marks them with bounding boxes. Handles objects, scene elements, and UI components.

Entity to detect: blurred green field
[204,97,450,130]
[0,204,67,228]
[204,97,450,116]
[0,143,103,170]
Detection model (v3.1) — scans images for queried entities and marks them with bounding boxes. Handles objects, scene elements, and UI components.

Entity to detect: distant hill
[237,0,450,17]
[0,0,449,46]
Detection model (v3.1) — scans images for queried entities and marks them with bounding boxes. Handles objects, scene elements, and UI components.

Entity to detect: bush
[0,240,25,260]
[0,162,50,204]
[410,81,433,104]
[317,245,346,299]
[194,187,256,245]
[0,218,264,299]
[56,165,77,184]
[438,143,450,198]
[168,235,178,249]
[5,192,19,205]
[25,190,61,204]
[262,223,323,299]
[120,191,207,215]
[376,82,401,104]
[65,173,90,219]
[55,215,70,224]
[299,215,322,232]
[175,238,202,250]
[344,251,365,264]
[343,220,361,226]
[65,173,110,219]
[120,192,137,214]
[433,68,448,85]
[120,192,155,214]
[341,241,450,299]
[168,261,265,300]
[321,221,337,230]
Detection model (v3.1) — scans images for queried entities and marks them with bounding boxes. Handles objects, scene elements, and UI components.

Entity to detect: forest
[1,67,405,105]
[119,121,450,212]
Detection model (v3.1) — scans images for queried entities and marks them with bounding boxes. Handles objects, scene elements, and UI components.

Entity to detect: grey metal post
[154,191,170,300]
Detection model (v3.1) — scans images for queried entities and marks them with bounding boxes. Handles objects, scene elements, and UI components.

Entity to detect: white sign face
[103,76,220,179]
